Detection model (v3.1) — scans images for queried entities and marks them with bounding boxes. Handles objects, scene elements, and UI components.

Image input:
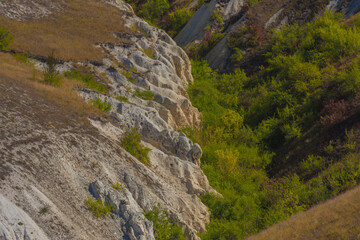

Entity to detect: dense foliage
[185,12,360,239]
[133,0,195,37]
[145,204,186,240]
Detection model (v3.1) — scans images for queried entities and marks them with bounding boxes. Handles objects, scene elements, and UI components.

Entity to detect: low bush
[134,88,154,100]
[168,8,194,36]
[145,204,186,240]
[44,52,61,86]
[120,70,135,82]
[140,48,156,60]
[111,183,123,191]
[90,98,112,112]
[0,26,13,50]
[64,69,107,93]
[139,0,170,23]
[85,197,113,217]
[120,128,151,166]
[116,96,129,103]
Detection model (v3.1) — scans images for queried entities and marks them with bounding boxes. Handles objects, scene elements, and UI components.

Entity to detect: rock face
[0,1,213,240]
[175,0,218,46]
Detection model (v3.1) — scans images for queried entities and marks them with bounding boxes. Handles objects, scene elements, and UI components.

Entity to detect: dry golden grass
[247,186,360,240]
[0,52,105,117]
[0,0,133,61]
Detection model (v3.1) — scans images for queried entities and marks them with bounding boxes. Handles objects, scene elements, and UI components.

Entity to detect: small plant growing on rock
[39,205,49,215]
[120,128,151,166]
[144,204,186,240]
[111,183,123,191]
[134,88,154,101]
[120,70,135,82]
[140,48,156,60]
[85,197,113,217]
[90,98,112,112]
[116,96,129,103]
[64,69,107,93]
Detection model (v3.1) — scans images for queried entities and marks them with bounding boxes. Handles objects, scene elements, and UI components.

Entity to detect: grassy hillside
[247,185,360,240]
[0,0,133,61]
[185,11,360,239]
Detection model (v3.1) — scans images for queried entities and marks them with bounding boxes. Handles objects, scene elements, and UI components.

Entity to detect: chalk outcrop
[0,1,213,240]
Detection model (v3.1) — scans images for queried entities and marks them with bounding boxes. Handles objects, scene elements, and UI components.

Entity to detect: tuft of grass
[39,206,49,215]
[140,48,156,60]
[134,88,154,101]
[90,98,112,112]
[64,69,107,93]
[120,128,151,166]
[111,183,123,191]
[13,53,30,64]
[116,96,129,103]
[85,197,113,218]
[0,26,13,50]
[120,70,135,82]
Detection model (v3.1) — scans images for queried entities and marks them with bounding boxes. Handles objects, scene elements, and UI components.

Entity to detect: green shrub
[116,96,129,103]
[39,206,49,215]
[64,69,107,93]
[90,99,112,112]
[139,0,170,23]
[120,70,135,82]
[230,48,243,64]
[301,155,325,174]
[0,26,13,50]
[44,52,61,86]
[145,204,186,240]
[85,197,113,217]
[134,88,154,100]
[120,128,151,166]
[13,53,30,64]
[111,183,123,191]
[211,9,224,27]
[141,48,156,60]
[169,8,194,35]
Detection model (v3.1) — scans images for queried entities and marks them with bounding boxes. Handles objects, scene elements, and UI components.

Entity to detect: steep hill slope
[0,1,214,239]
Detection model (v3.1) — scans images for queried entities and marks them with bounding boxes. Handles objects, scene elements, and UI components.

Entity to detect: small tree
[44,51,61,86]
[0,26,13,50]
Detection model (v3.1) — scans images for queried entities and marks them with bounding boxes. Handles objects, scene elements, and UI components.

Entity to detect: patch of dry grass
[0,52,105,117]
[0,0,134,61]
[247,186,360,240]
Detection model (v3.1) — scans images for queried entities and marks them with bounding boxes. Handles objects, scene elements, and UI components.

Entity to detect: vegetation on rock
[90,98,112,112]
[120,128,151,166]
[145,204,186,240]
[85,197,113,217]
[64,69,107,93]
